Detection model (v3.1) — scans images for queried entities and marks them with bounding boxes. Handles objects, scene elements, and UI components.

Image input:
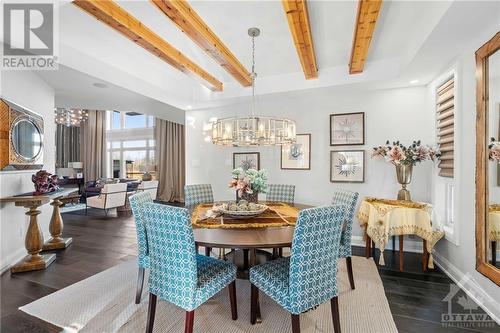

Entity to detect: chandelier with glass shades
[211,28,296,147]
[54,108,88,127]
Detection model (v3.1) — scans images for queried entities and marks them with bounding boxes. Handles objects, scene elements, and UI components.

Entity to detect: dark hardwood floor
[1,208,498,333]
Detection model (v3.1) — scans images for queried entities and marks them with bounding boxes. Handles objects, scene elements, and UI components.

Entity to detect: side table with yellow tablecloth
[357,197,444,271]
[489,206,500,265]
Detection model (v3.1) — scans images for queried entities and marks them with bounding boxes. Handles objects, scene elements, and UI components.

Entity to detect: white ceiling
[10,0,499,112]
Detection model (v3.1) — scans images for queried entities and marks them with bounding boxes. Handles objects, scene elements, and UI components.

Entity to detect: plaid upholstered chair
[332,189,359,290]
[266,184,295,204]
[129,191,153,304]
[249,205,346,333]
[142,202,238,333]
[184,184,214,207]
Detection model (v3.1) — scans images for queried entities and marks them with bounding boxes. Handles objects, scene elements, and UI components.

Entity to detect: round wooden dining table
[191,202,311,323]
[192,202,311,252]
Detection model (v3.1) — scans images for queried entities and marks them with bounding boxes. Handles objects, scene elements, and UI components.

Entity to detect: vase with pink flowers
[229,167,268,203]
[372,140,440,201]
[489,138,500,162]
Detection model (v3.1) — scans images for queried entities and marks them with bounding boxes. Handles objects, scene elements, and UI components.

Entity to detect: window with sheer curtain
[436,76,455,178]
[106,111,156,180]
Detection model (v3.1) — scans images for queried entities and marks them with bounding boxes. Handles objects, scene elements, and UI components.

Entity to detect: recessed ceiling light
[93,82,108,88]
[410,79,419,84]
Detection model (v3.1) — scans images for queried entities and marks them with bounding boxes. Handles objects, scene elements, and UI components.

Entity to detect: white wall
[186,84,435,244]
[0,70,55,273]
[429,28,500,323]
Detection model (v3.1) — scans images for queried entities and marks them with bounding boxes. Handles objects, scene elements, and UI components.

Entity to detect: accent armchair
[85,183,128,215]
[137,180,159,200]
[249,205,346,333]
[129,191,153,304]
[142,202,237,333]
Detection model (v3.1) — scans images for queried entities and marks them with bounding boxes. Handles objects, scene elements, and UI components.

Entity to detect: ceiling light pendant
[211,28,296,147]
[54,108,89,127]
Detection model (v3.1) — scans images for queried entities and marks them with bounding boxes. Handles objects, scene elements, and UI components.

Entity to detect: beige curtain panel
[56,124,80,168]
[155,119,185,202]
[81,110,107,181]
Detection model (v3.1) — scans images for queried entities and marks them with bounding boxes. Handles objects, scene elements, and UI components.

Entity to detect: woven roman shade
[436,77,455,178]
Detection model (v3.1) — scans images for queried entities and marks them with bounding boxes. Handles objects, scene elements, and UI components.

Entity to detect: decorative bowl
[215,201,268,218]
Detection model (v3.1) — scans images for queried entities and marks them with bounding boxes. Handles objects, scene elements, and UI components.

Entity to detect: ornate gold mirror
[476,31,500,285]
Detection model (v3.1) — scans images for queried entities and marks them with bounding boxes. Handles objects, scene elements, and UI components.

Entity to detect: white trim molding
[433,250,500,324]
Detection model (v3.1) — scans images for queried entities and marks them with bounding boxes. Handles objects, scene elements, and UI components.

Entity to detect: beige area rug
[20,256,397,333]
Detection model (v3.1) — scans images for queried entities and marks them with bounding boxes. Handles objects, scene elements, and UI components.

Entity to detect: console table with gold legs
[1,188,79,273]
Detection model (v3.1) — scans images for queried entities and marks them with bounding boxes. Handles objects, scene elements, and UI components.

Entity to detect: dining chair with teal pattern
[129,191,153,304]
[142,202,238,333]
[184,184,214,207]
[266,184,295,204]
[249,205,346,333]
[332,189,359,290]
[184,184,216,256]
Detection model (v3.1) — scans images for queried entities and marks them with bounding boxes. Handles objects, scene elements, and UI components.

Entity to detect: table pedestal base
[43,237,73,251]
[226,249,272,280]
[11,253,56,273]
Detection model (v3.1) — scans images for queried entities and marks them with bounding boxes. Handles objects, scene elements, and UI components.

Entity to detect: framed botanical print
[233,152,260,170]
[330,150,365,183]
[281,134,311,170]
[330,112,365,146]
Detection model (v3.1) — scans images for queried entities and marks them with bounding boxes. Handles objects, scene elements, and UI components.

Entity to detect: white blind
[436,77,455,178]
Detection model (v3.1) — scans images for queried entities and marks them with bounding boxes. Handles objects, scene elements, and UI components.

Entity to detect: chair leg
[184,310,194,333]
[330,296,341,333]
[145,293,157,333]
[228,281,238,320]
[346,257,355,290]
[135,267,145,304]
[250,284,258,325]
[291,314,300,333]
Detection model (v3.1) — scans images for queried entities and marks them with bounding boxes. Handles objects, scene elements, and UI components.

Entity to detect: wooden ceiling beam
[282,0,318,80]
[72,0,223,91]
[349,0,383,74]
[151,0,252,87]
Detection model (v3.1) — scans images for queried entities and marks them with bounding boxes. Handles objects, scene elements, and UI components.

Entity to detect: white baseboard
[1,247,27,274]
[0,231,52,275]
[432,250,500,324]
[351,235,424,253]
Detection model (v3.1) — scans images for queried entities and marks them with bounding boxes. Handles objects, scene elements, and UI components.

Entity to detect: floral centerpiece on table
[229,167,268,203]
[372,140,440,201]
[489,138,500,162]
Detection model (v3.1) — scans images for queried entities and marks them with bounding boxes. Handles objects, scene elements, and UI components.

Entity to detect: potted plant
[229,167,268,203]
[372,140,440,201]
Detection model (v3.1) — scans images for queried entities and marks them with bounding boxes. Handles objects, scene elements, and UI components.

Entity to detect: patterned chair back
[184,184,214,207]
[129,191,153,268]
[288,205,346,314]
[266,184,295,204]
[331,189,359,258]
[142,202,198,308]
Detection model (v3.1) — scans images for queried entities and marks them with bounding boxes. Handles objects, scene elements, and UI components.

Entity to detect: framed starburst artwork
[330,150,365,183]
[233,152,260,171]
[330,112,365,146]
